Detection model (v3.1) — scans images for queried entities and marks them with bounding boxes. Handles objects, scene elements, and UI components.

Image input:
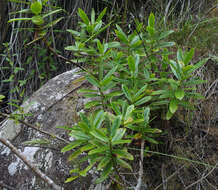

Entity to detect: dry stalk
[135,140,146,190]
[0,137,63,190]
[0,112,70,144]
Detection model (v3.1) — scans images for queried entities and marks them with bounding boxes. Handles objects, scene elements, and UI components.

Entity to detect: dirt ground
[141,58,218,190]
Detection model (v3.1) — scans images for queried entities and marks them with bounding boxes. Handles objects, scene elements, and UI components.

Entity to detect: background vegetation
[0,0,217,189]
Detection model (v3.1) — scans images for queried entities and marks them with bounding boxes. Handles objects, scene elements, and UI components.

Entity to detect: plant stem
[109,139,127,188]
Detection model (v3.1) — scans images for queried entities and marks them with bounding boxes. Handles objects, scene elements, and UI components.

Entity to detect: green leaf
[9,8,31,15]
[177,48,184,66]
[79,164,93,176]
[117,158,132,171]
[97,40,103,54]
[90,129,108,143]
[78,88,98,93]
[42,0,49,5]
[148,13,155,28]
[100,76,113,86]
[101,81,116,91]
[78,8,90,25]
[111,116,122,137]
[134,84,148,100]
[169,99,178,114]
[42,17,64,29]
[184,79,207,86]
[143,136,159,144]
[89,139,106,148]
[112,139,131,145]
[185,92,204,99]
[146,26,155,36]
[91,8,95,24]
[144,107,150,124]
[187,58,208,74]
[124,105,134,121]
[65,45,78,51]
[134,54,140,77]
[158,30,174,40]
[169,60,181,80]
[65,176,79,183]
[95,161,113,184]
[107,42,120,48]
[85,74,100,87]
[96,7,107,22]
[128,55,135,73]
[80,113,91,128]
[141,127,162,134]
[159,91,172,99]
[105,91,122,98]
[23,138,50,145]
[103,42,109,54]
[175,89,185,100]
[82,93,100,98]
[8,18,32,23]
[61,141,83,153]
[130,35,140,45]
[105,112,116,123]
[115,25,128,43]
[166,110,173,120]
[102,65,118,83]
[122,84,132,102]
[80,144,95,152]
[182,65,194,73]
[151,90,167,95]
[112,128,126,142]
[69,168,80,174]
[93,20,103,32]
[0,95,5,102]
[97,156,111,170]
[111,102,121,115]
[113,149,133,160]
[184,48,194,65]
[77,122,89,133]
[157,42,175,48]
[70,131,90,140]
[67,29,80,37]
[31,1,42,15]
[68,149,82,161]
[85,100,101,109]
[88,146,108,155]
[79,157,99,177]
[93,110,105,129]
[31,15,44,25]
[134,96,152,106]
[42,9,64,18]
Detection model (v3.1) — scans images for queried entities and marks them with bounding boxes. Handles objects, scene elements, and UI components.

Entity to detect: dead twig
[135,140,146,190]
[0,137,63,190]
[0,181,17,190]
[184,163,218,190]
[0,112,70,144]
[154,165,185,190]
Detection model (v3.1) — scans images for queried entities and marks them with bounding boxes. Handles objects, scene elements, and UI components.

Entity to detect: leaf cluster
[62,9,206,185]
[8,0,65,45]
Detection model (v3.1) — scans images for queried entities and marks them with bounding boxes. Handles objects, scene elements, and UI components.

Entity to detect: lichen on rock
[0,69,101,190]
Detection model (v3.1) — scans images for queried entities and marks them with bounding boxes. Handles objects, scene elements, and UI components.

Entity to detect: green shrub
[61,8,206,185]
